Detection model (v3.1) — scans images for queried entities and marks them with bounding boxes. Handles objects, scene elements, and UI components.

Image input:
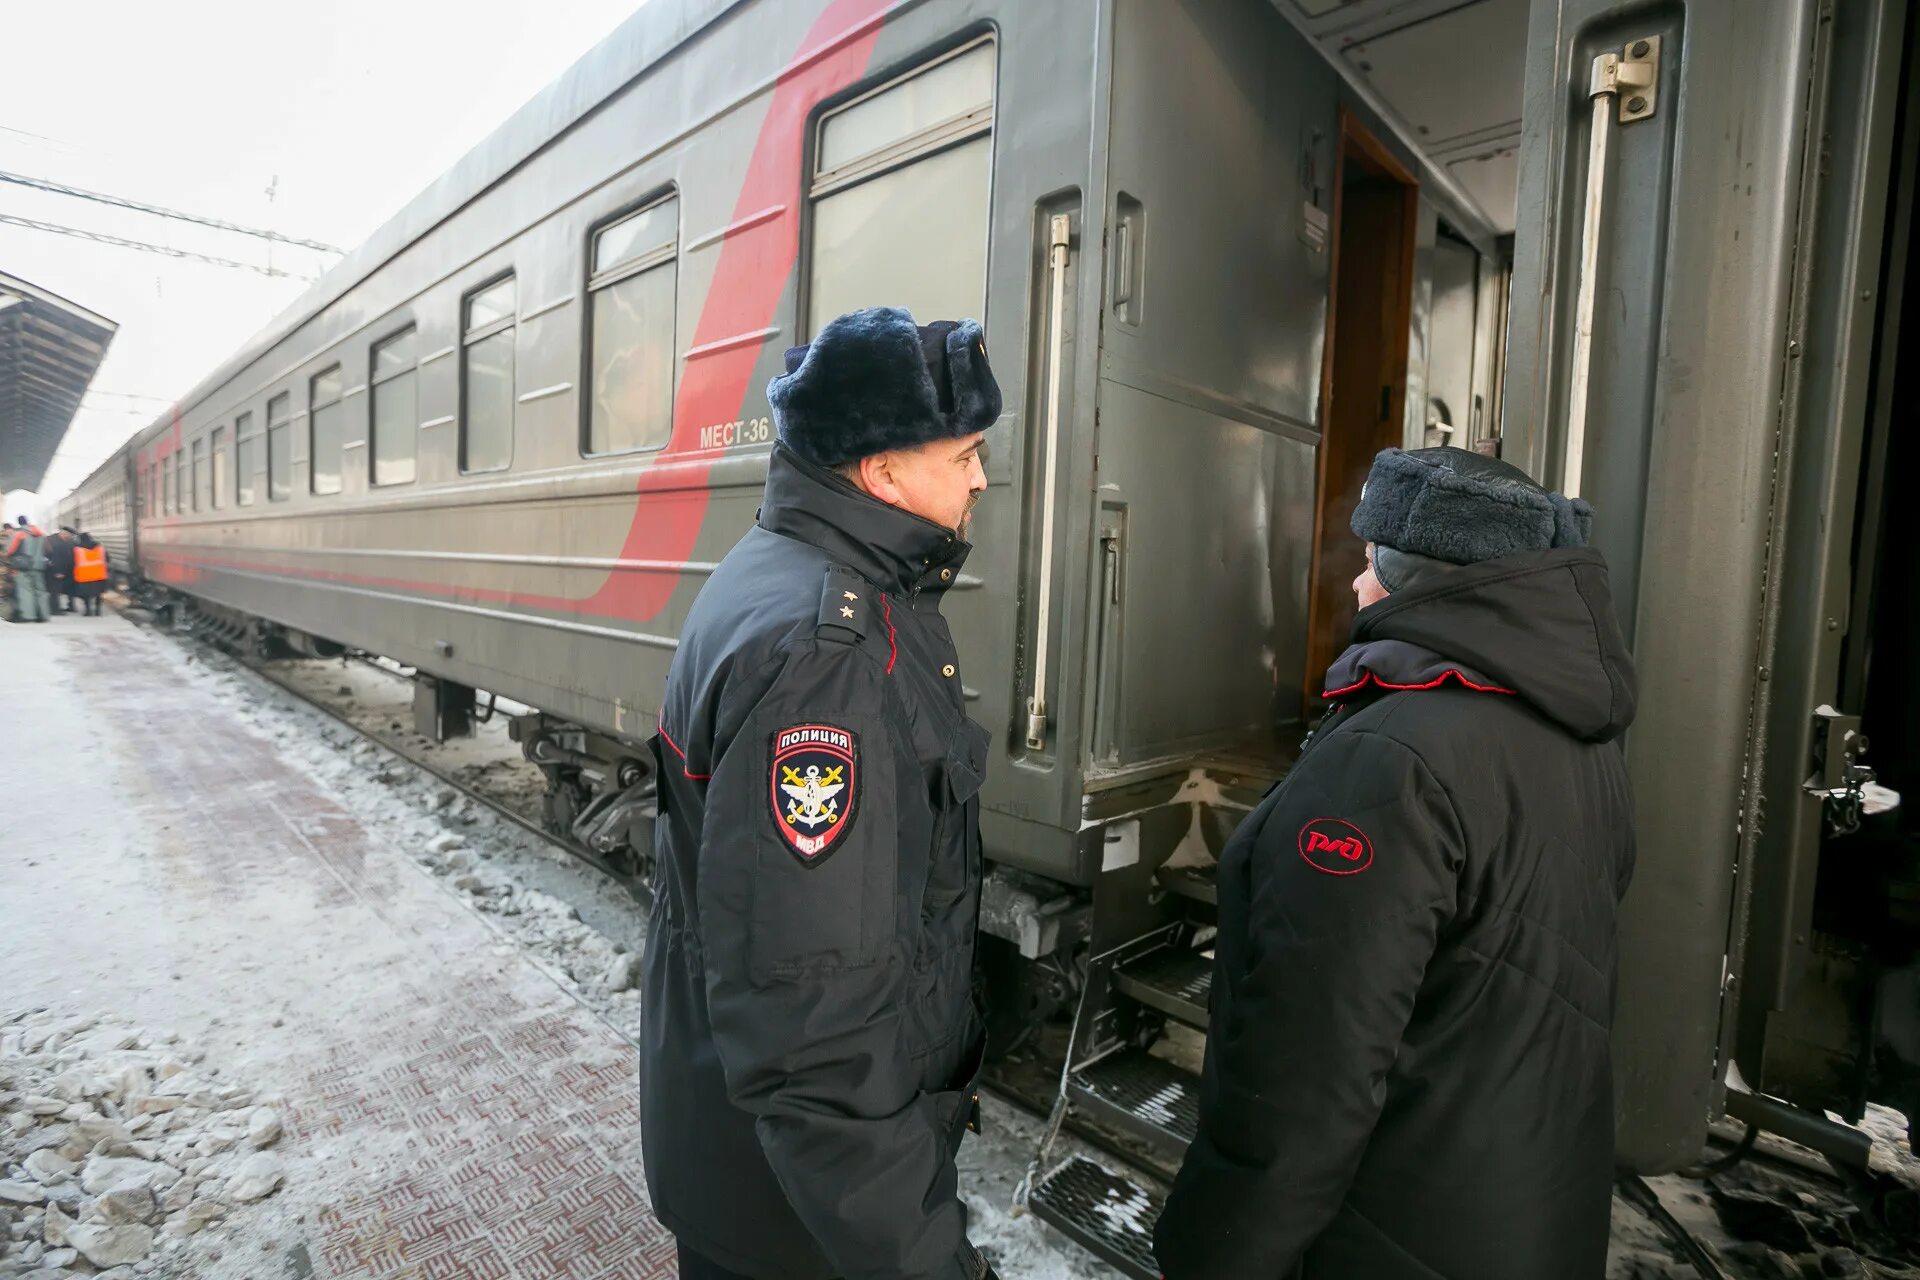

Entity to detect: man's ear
[855,450,903,507]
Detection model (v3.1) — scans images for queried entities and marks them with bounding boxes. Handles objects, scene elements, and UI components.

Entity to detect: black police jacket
[1156,548,1639,1280]
[642,445,989,1280]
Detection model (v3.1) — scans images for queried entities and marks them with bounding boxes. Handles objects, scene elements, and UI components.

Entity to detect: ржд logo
[1297,818,1374,875]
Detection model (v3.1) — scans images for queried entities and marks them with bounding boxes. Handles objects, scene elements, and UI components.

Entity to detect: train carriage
[113,0,1504,939]
[78,0,1920,1271]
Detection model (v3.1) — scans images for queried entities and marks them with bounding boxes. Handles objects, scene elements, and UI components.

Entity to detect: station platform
[0,612,676,1279]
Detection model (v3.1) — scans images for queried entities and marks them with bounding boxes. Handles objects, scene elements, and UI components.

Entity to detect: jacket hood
[1327,547,1637,743]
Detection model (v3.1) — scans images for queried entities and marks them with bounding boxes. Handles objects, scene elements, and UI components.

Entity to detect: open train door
[1503,0,1917,1172]
[1303,111,1421,716]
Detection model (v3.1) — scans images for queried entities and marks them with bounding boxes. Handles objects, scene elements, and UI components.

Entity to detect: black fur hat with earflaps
[767,306,1002,467]
[1352,446,1593,592]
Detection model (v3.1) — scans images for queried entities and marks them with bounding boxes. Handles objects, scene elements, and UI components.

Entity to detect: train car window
[191,437,206,513]
[586,195,678,456]
[267,392,292,501]
[371,326,418,486]
[235,412,256,507]
[807,39,993,333]
[462,276,516,473]
[211,426,227,510]
[310,366,346,495]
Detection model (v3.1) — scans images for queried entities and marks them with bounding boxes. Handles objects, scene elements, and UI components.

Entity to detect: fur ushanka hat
[767,306,1002,468]
[1352,446,1593,592]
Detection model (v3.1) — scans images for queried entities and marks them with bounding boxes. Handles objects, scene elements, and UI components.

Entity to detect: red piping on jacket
[1321,669,1516,699]
[656,717,711,781]
[883,594,897,675]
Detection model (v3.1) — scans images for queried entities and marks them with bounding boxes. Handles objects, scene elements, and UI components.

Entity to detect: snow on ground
[167,633,654,1045]
[1,1011,289,1277]
[263,655,549,830]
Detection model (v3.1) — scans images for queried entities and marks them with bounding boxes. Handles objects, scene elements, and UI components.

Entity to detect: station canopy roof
[0,270,116,494]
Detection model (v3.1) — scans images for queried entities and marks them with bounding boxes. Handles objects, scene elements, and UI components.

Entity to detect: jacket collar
[1321,637,1512,700]
[758,445,971,597]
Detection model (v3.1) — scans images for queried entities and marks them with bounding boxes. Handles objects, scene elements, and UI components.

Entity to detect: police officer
[642,306,1002,1280]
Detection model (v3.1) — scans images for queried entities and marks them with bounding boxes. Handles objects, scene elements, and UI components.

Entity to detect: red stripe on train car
[585,0,891,623]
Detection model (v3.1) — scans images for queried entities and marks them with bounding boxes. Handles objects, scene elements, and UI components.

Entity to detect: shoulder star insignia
[842,590,858,601]
[839,606,855,618]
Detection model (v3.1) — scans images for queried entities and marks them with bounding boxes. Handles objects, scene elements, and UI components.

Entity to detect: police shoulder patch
[770,723,860,865]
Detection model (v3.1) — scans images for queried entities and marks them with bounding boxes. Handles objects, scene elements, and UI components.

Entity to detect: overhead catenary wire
[0,212,317,280]
[73,404,153,417]
[0,168,343,254]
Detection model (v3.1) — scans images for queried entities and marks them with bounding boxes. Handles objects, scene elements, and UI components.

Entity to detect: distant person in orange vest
[70,532,110,617]
[5,517,50,623]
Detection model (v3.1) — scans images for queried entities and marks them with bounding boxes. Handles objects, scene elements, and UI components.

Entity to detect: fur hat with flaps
[1352,446,1593,592]
[768,306,1002,467]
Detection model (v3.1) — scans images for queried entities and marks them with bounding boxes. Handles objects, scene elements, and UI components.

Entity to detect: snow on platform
[0,613,675,1279]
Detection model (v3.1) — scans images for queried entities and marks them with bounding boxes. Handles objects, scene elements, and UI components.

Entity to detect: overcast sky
[2,0,648,517]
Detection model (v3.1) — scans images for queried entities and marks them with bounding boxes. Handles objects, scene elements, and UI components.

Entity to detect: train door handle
[1025,213,1073,752]
[1564,36,1661,499]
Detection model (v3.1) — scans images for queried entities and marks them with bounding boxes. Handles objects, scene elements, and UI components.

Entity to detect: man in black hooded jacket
[1156,446,1638,1280]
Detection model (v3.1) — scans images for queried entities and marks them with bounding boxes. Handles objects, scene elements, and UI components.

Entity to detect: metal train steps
[1068,1047,1200,1155]
[1156,862,1217,907]
[1112,945,1212,1029]
[1028,1156,1162,1280]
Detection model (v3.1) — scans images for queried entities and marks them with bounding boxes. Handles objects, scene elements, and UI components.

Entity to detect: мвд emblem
[769,724,859,865]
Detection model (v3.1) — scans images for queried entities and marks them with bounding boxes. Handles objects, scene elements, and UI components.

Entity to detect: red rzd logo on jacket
[1297,818,1374,875]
